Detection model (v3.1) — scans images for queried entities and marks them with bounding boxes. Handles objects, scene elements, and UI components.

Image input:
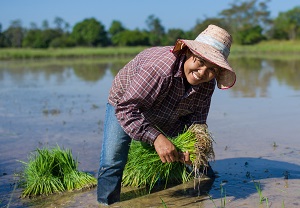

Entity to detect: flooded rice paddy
[0,57,300,207]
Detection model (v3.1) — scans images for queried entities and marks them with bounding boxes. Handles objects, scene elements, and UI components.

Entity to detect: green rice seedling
[254,181,263,203]
[254,180,269,207]
[220,184,227,208]
[207,183,227,208]
[63,171,97,191]
[20,145,96,197]
[160,197,168,208]
[122,124,215,192]
[207,193,218,208]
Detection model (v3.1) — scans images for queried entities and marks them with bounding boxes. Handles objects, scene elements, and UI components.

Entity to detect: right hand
[178,151,192,165]
[153,134,179,163]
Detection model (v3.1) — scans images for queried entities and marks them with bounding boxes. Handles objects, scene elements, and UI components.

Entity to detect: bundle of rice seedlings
[20,145,96,198]
[51,147,96,191]
[188,124,215,177]
[20,148,65,197]
[122,124,215,192]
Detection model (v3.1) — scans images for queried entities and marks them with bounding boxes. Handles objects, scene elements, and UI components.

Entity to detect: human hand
[153,134,179,163]
[178,151,192,165]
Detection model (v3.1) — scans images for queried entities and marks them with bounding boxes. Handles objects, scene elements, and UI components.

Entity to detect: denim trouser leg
[97,103,131,205]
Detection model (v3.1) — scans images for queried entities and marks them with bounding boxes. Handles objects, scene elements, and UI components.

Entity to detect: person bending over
[97,24,236,205]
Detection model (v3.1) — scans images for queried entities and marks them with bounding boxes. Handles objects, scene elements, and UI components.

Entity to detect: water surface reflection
[0,57,299,207]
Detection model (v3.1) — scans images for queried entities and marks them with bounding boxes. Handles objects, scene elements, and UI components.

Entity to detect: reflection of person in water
[97,24,236,205]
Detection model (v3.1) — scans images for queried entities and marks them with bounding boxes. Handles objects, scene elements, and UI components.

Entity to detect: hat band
[195,34,230,58]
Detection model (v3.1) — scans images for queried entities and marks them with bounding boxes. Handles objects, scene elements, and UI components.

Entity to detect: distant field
[0,46,146,60]
[231,40,300,59]
[0,40,300,60]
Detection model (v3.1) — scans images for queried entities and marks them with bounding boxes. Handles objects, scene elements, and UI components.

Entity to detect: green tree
[54,17,64,31]
[109,20,125,36]
[161,28,187,46]
[71,18,109,47]
[4,19,24,47]
[219,0,271,43]
[146,15,165,46]
[235,25,265,44]
[53,16,70,33]
[0,23,10,47]
[42,20,49,30]
[111,29,149,46]
[192,18,228,38]
[271,7,300,40]
[42,29,63,47]
[23,28,62,48]
[109,20,126,46]
[22,29,43,48]
[29,22,38,30]
[49,36,76,48]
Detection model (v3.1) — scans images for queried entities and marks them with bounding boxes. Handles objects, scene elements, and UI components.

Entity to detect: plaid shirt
[108,46,215,144]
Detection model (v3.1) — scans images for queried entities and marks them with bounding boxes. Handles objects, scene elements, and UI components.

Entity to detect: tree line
[0,0,299,48]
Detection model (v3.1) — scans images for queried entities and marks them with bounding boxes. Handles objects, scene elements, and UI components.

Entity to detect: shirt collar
[173,54,186,78]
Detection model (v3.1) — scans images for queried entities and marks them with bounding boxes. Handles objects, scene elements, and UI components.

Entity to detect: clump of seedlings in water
[122,124,215,192]
[19,145,96,197]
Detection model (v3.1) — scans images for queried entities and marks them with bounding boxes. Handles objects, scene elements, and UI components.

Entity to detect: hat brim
[173,39,236,89]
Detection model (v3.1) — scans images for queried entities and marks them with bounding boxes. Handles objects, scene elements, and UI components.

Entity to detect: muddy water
[1,57,300,208]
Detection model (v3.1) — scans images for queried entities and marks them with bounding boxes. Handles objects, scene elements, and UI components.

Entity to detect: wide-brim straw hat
[173,24,236,89]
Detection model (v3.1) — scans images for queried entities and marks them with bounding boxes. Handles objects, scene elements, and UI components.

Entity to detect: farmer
[97,24,236,205]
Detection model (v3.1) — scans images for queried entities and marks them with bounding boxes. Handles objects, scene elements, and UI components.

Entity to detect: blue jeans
[97,103,131,205]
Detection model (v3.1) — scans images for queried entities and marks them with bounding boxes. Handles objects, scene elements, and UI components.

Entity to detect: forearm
[115,104,161,144]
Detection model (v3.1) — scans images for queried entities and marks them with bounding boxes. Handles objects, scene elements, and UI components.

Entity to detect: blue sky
[1,0,299,31]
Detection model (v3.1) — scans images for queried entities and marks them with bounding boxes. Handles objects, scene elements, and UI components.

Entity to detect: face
[183,51,220,86]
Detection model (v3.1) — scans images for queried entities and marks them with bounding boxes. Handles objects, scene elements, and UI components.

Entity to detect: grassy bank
[0,40,300,60]
[231,40,300,59]
[0,46,147,60]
